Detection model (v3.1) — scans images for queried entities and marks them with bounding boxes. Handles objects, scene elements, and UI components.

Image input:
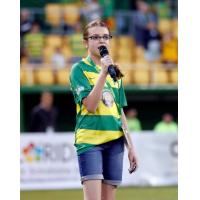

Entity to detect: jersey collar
[82,55,101,72]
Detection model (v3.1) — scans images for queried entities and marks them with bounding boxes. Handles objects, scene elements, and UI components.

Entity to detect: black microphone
[98,45,117,82]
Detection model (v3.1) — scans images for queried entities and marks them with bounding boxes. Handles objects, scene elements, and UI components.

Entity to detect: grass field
[21,186,178,200]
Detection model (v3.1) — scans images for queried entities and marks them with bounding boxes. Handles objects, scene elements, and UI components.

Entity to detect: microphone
[98,45,117,82]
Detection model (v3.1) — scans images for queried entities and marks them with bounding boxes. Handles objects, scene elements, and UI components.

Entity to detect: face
[41,92,53,108]
[21,9,30,21]
[127,109,137,118]
[31,24,40,33]
[163,114,173,123]
[85,26,111,58]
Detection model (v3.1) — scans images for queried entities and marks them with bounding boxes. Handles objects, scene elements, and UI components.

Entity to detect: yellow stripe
[82,58,121,88]
[79,59,122,118]
[76,104,80,113]
[83,71,121,88]
[80,101,120,118]
[82,58,93,66]
[76,87,120,118]
[76,129,123,144]
[83,71,99,85]
[77,71,120,118]
[106,75,121,88]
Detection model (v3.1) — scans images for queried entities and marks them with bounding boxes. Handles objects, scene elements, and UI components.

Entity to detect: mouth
[98,43,107,47]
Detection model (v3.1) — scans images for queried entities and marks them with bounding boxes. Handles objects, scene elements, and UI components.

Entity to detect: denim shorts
[77,137,124,186]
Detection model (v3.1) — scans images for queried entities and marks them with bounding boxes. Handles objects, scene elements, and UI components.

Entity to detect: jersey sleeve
[70,63,92,104]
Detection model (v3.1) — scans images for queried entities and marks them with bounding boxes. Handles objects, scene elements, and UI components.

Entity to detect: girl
[70,20,137,200]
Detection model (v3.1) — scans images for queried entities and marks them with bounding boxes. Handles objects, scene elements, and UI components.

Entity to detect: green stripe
[113,84,127,107]
[79,61,98,73]
[75,143,95,155]
[112,87,120,103]
[76,115,122,131]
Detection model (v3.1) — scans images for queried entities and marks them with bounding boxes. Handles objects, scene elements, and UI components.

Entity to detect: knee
[101,185,116,200]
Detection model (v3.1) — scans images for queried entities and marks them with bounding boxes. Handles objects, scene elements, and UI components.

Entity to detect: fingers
[115,63,119,68]
[128,162,137,174]
[128,149,138,174]
[128,154,138,174]
[100,55,113,67]
[128,161,137,174]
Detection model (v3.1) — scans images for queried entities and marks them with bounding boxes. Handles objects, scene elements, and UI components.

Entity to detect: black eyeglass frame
[84,34,113,41]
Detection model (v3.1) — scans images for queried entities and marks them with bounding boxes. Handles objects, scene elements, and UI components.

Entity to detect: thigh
[78,147,104,183]
[102,137,124,186]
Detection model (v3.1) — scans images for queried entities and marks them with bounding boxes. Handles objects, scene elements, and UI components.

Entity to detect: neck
[89,52,101,66]
[40,103,50,110]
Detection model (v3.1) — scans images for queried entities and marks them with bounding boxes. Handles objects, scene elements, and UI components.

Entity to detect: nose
[99,36,105,42]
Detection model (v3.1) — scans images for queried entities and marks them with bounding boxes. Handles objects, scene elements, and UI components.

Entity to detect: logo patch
[102,90,114,107]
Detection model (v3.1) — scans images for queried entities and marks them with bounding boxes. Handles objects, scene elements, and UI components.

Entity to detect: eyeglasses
[86,34,112,41]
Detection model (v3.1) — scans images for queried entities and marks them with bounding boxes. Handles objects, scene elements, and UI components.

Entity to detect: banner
[122,133,178,186]
[20,132,178,190]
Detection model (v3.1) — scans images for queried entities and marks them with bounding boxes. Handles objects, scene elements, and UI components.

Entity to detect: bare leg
[83,180,102,200]
[101,182,117,200]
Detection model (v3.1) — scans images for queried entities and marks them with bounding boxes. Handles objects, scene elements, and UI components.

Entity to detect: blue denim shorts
[77,137,124,186]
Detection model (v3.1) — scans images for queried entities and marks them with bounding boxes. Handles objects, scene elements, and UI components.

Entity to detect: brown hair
[83,20,111,40]
[83,20,124,80]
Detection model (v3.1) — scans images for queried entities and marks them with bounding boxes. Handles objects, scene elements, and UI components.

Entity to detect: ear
[83,39,88,48]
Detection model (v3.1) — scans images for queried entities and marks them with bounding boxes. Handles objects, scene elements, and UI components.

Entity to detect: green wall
[20,85,178,132]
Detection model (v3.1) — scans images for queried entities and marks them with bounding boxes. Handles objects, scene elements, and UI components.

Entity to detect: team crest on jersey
[102,90,114,107]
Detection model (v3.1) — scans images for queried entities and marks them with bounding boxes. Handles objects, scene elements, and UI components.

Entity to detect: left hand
[128,148,138,173]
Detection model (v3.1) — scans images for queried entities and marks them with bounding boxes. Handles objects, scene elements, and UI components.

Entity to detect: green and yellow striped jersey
[70,56,127,155]
[24,33,44,58]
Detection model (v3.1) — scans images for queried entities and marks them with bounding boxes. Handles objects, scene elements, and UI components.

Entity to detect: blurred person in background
[60,13,77,35]
[69,23,87,63]
[132,0,150,49]
[20,47,28,64]
[144,6,162,62]
[70,20,137,200]
[81,0,102,23]
[161,31,178,67]
[51,47,66,69]
[24,22,44,64]
[98,0,114,20]
[161,30,178,82]
[20,9,33,38]
[20,8,33,62]
[155,0,171,19]
[29,91,58,133]
[154,113,178,133]
[98,0,115,33]
[126,108,142,132]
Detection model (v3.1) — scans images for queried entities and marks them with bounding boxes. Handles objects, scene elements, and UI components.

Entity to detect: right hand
[100,55,114,75]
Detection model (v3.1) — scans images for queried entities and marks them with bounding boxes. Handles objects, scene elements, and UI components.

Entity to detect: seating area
[20,64,177,86]
[20,2,178,87]
[21,30,178,86]
[45,3,81,27]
